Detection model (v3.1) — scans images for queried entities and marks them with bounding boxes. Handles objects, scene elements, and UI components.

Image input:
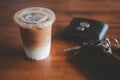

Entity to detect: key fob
[62,18,108,43]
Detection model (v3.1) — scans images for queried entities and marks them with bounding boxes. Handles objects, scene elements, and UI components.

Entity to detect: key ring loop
[113,38,119,48]
[102,38,112,54]
[102,38,111,47]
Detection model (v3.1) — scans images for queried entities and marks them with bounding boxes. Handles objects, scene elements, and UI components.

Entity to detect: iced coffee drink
[14,7,56,60]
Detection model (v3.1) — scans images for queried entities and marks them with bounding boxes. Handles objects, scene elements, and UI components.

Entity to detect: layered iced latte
[14,7,56,60]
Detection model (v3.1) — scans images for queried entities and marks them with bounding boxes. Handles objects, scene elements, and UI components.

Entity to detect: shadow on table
[0,45,25,56]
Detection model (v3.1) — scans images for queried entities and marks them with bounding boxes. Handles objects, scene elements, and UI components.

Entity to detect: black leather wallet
[62,18,108,42]
[74,46,120,80]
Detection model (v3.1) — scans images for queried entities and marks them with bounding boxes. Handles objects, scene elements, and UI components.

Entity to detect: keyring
[113,38,119,48]
[102,38,112,54]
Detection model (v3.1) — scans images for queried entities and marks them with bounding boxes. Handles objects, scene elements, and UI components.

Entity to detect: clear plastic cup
[14,7,56,60]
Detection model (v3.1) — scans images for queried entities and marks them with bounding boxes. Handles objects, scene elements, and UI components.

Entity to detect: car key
[62,18,108,43]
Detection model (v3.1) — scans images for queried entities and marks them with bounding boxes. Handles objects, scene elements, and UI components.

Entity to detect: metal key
[64,46,81,52]
[64,40,101,52]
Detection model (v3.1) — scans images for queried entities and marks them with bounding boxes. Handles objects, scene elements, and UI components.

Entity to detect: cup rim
[14,7,56,29]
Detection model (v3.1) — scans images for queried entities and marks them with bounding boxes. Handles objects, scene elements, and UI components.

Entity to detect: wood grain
[0,0,120,80]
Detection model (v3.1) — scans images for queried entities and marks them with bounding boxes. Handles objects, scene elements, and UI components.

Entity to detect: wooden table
[0,0,120,80]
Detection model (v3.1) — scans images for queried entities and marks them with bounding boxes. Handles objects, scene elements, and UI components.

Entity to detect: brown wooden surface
[0,0,120,80]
